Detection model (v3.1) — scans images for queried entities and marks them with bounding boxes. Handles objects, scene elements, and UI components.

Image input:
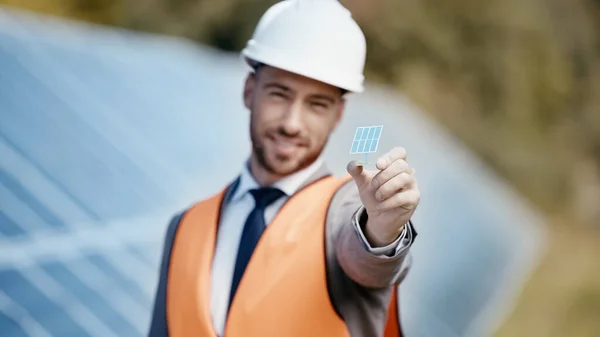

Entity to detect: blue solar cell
[39,261,140,337]
[350,141,359,153]
[370,139,379,152]
[365,139,373,152]
[85,254,151,308]
[0,210,26,237]
[0,313,28,337]
[360,128,369,140]
[359,140,367,152]
[367,127,376,140]
[0,168,65,231]
[0,269,89,336]
[353,128,363,142]
[126,244,155,267]
[374,126,382,138]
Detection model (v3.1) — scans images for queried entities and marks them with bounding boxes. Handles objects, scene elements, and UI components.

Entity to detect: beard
[250,115,325,177]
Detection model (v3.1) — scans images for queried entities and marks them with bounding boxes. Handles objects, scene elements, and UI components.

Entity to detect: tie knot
[249,187,285,209]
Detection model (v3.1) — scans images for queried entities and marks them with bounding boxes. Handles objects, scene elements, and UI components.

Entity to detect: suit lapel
[222,175,241,204]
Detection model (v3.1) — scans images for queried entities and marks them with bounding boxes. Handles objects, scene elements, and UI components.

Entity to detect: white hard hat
[242,0,367,93]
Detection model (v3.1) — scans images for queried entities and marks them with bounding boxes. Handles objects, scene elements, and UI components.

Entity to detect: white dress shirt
[209,157,409,335]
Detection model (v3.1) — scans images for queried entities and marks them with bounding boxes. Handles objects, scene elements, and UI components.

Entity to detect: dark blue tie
[228,187,285,308]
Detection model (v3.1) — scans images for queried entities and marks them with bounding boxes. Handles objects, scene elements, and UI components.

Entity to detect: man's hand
[347,147,420,247]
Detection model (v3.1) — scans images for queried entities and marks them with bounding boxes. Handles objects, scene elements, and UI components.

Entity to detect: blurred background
[0,0,598,336]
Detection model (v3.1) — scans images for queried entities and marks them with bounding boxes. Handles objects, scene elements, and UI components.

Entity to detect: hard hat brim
[241,41,364,93]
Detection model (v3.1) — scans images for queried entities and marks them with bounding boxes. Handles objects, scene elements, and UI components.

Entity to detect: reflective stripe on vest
[165,175,403,337]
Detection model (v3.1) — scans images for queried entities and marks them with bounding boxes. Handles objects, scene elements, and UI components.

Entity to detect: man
[148,1,420,336]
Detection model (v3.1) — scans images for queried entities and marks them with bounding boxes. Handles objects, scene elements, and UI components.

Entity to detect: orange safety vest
[166,175,403,337]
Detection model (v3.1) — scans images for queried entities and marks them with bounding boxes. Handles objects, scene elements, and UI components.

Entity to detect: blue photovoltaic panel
[349,125,383,154]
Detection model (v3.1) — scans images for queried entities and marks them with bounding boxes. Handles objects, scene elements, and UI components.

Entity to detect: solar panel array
[349,125,383,154]
[0,9,250,337]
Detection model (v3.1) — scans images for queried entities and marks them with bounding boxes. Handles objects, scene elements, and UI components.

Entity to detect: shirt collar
[230,155,325,203]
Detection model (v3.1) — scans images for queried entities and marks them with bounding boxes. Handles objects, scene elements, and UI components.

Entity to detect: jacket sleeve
[323,180,415,336]
[148,212,185,337]
[330,180,416,288]
[352,205,415,257]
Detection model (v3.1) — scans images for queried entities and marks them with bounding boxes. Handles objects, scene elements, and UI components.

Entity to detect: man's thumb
[346,160,370,185]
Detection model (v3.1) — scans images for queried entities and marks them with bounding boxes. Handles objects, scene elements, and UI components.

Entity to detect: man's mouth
[269,134,302,157]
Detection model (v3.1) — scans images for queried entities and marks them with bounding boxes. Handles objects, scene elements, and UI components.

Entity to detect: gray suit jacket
[149,163,415,337]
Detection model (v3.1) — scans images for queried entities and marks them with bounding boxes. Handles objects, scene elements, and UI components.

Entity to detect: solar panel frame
[349,125,383,154]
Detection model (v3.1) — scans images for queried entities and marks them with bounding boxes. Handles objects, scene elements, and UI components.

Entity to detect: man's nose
[280,100,304,135]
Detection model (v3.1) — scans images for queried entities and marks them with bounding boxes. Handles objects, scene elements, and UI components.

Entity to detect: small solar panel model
[349,125,383,166]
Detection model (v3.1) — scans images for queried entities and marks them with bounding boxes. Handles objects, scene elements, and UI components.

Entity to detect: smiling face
[243,65,345,184]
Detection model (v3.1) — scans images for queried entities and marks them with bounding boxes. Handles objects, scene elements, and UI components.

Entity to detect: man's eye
[270,92,286,98]
[311,102,328,109]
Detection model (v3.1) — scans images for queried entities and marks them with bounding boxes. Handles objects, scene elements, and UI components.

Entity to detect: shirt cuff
[353,205,413,257]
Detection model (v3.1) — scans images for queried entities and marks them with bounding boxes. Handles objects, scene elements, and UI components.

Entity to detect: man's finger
[376,147,407,170]
[376,189,420,212]
[375,172,414,201]
[371,159,410,189]
[346,160,372,186]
